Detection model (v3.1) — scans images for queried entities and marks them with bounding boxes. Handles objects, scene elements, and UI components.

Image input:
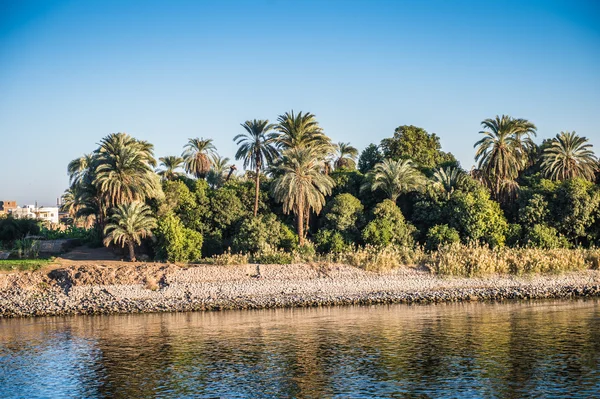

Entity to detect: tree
[94,133,162,208]
[362,159,425,202]
[431,166,466,199]
[182,137,216,179]
[103,202,157,262]
[321,193,364,238]
[334,142,359,170]
[362,199,415,247]
[154,212,203,262]
[157,156,184,181]
[276,110,332,154]
[474,115,537,200]
[358,143,383,174]
[206,154,231,189]
[380,125,455,169]
[234,119,278,216]
[541,131,598,181]
[270,148,335,245]
[426,224,460,250]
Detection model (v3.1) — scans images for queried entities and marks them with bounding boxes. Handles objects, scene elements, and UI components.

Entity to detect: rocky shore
[1,261,600,318]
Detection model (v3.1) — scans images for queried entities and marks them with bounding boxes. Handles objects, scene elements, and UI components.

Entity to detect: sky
[1,0,599,206]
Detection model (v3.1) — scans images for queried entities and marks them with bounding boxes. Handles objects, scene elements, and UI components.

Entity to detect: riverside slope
[1,261,600,317]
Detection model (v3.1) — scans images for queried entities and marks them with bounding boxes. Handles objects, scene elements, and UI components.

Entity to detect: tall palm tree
[103,202,156,262]
[474,115,537,199]
[206,154,231,188]
[67,153,96,186]
[182,137,216,179]
[541,131,598,181]
[334,142,359,170]
[362,159,424,202]
[234,119,278,216]
[157,156,184,181]
[94,133,161,208]
[276,110,332,154]
[271,148,335,245]
[432,166,466,199]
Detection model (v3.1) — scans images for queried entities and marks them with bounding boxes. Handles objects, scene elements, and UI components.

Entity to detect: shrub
[425,224,460,250]
[231,214,297,254]
[321,193,364,235]
[362,200,415,247]
[252,245,293,264]
[314,229,348,253]
[0,217,41,243]
[524,224,570,249]
[155,213,203,263]
[341,245,424,272]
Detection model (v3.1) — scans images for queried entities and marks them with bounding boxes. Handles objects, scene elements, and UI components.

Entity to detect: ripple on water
[1,299,599,398]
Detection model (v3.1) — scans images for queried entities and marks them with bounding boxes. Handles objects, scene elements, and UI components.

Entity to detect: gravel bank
[1,262,600,317]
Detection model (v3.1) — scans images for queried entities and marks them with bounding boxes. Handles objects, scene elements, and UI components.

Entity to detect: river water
[0,299,599,398]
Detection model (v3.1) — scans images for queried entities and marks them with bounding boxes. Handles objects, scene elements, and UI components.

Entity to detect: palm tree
[94,133,161,208]
[271,148,335,245]
[362,159,424,202]
[541,131,598,181]
[432,166,466,199]
[103,202,157,262]
[276,110,332,154]
[234,119,278,216]
[474,115,537,199]
[334,142,359,170]
[157,156,184,181]
[67,153,96,186]
[206,154,231,188]
[182,137,216,179]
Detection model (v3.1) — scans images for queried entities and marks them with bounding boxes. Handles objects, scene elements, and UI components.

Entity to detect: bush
[231,214,298,254]
[321,193,364,237]
[0,217,41,243]
[524,224,570,249]
[155,213,203,263]
[425,224,460,250]
[252,245,293,264]
[362,200,415,247]
[314,229,348,253]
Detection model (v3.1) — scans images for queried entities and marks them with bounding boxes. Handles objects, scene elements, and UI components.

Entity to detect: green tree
[94,133,162,208]
[380,125,455,169]
[541,131,598,181]
[362,159,425,202]
[232,214,297,253]
[276,110,332,154]
[321,193,364,237]
[206,154,231,189]
[426,224,460,250]
[157,156,184,181]
[155,212,203,262]
[523,224,569,249]
[103,202,157,262]
[446,188,508,247]
[358,143,383,174]
[362,199,415,247]
[474,115,537,200]
[334,142,359,170]
[270,148,335,245]
[551,178,600,243]
[182,137,216,179]
[234,119,278,216]
[431,166,466,199]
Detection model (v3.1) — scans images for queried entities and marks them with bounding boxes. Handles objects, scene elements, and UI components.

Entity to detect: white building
[10,205,60,225]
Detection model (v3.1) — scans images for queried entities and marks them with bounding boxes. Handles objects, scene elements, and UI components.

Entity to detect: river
[1,299,599,398]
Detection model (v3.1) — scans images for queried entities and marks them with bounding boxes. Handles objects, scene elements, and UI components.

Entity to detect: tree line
[59,111,599,261]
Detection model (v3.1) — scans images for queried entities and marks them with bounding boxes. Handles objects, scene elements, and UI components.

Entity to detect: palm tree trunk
[128,241,136,262]
[254,166,260,217]
[297,204,304,246]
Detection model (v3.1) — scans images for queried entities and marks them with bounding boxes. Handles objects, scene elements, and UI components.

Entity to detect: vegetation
[44,111,599,274]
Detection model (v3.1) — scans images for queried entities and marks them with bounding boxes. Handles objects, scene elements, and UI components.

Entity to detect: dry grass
[333,245,425,272]
[426,243,592,277]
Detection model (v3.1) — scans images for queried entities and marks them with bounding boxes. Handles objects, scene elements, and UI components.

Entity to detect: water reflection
[1,300,599,398]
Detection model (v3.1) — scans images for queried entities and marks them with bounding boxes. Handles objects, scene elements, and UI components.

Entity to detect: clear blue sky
[1,0,599,206]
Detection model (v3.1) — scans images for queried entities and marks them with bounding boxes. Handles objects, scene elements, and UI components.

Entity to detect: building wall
[0,200,17,215]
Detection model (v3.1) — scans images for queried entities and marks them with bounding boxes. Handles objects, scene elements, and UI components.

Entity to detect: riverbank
[1,260,600,317]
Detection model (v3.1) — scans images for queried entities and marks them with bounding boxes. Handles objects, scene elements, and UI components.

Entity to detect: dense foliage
[54,112,599,264]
